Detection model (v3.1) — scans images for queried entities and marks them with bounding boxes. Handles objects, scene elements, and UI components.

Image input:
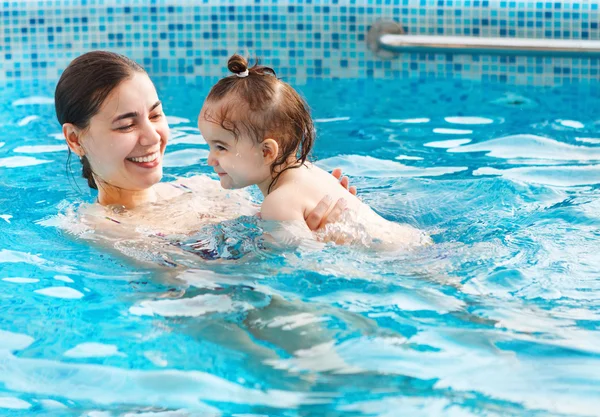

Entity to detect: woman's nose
[139,120,162,146]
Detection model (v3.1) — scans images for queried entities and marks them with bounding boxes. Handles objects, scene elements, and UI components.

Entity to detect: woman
[53,51,373,373]
[55,51,356,257]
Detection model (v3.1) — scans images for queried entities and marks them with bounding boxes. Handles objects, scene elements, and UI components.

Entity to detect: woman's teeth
[128,152,159,163]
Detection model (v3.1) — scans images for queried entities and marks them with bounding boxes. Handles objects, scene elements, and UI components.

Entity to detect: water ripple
[449,134,600,161]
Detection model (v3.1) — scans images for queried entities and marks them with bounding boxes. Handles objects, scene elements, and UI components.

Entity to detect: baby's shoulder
[260,185,306,221]
[262,184,302,207]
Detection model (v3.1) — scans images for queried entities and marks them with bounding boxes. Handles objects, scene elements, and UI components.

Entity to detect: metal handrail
[368,20,600,58]
[380,34,600,57]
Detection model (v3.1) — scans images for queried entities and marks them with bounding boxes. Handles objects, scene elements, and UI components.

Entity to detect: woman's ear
[63,123,85,156]
[261,138,279,165]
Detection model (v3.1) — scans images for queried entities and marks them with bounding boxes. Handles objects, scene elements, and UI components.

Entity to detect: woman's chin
[131,170,163,190]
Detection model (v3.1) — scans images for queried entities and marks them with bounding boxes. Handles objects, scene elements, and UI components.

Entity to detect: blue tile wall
[1,0,599,85]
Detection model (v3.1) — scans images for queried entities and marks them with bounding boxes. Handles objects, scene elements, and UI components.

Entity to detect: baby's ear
[63,123,85,156]
[261,138,279,164]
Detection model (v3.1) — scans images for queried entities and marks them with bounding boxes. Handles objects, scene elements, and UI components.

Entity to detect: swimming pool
[1,76,600,416]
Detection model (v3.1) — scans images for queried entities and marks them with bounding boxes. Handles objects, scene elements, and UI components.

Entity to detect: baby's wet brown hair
[203,54,315,193]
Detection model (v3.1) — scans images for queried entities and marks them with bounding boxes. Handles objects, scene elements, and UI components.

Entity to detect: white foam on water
[2,278,39,284]
[39,399,67,409]
[317,155,467,178]
[12,96,54,106]
[0,249,46,265]
[0,330,35,351]
[389,118,430,123]
[0,352,326,409]
[558,119,584,129]
[64,343,125,358]
[129,294,253,318]
[0,215,12,223]
[253,313,330,331]
[473,165,600,187]
[175,268,259,291]
[166,116,191,125]
[266,341,364,375]
[177,126,202,132]
[313,289,464,315]
[84,412,113,417]
[0,397,31,409]
[444,116,494,125]
[576,137,600,144]
[162,149,209,168]
[49,133,64,140]
[0,142,4,148]
[231,415,270,417]
[433,128,473,135]
[17,115,40,126]
[123,410,195,417]
[340,397,467,417]
[34,287,84,299]
[395,155,424,160]
[14,145,68,154]
[168,133,206,146]
[54,275,74,283]
[424,139,472,149]
[448,134,600,161]
[0,156,52,168]
[503,158,569,166]
[143,351,168,367]
[314,117,350,123]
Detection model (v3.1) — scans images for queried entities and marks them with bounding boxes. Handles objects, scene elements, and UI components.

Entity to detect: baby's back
[281,164,431,248]
[293,164,363,219]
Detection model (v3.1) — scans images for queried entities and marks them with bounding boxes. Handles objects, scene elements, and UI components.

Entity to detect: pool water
[1,76,600,417]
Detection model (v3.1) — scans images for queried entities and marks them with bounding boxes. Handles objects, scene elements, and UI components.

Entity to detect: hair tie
[236,69,249,78]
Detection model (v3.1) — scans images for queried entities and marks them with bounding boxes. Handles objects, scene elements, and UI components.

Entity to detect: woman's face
[78,72,169,191]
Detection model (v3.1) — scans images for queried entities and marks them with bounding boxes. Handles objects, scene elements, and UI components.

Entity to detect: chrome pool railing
[368,20,600,58]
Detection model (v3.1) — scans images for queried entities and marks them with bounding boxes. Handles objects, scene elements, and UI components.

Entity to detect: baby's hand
[331,168,357,196]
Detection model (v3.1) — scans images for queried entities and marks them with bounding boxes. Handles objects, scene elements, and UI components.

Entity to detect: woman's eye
[116,125,134,131]
[150,113,162,120]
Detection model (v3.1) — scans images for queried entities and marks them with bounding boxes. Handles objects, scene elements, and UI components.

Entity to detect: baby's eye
[216,145,227,151]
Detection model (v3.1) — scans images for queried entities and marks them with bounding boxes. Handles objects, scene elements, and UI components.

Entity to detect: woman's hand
[306,195,348,231]
[331,168,357,196]
[304,168,356,231]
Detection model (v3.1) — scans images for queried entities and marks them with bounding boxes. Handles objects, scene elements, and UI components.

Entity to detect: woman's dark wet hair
[203,54,315,194]
[55,51,145,190]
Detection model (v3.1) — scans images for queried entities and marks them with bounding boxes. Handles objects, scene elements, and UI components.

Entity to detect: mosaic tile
[0,0,599,85]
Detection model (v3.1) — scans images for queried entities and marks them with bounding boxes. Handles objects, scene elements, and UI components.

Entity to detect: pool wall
[1,0,599,85]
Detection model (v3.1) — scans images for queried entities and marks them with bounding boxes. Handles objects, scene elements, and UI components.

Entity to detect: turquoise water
[1,77,600,416]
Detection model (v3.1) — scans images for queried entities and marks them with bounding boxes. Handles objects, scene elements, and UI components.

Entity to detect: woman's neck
[96,181,158,209]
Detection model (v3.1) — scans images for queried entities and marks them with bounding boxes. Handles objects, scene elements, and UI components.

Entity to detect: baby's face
[199,104,271,190]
